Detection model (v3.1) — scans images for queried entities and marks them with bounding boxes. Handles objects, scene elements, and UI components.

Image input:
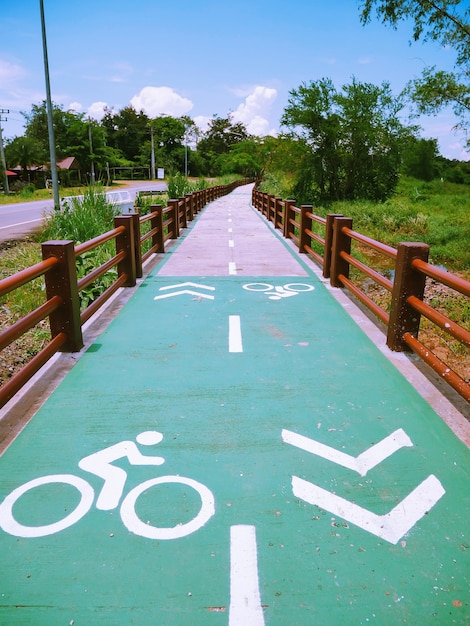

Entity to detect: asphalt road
[0,181,167,243]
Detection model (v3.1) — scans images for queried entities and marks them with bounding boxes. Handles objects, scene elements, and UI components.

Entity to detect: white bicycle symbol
[242,282,315,300]
[0,431,215,540]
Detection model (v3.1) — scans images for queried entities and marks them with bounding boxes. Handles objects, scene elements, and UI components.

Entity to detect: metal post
[0,118,9,194]
[39,0,60,211]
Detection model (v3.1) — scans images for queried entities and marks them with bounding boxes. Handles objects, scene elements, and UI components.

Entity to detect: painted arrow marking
[292,474,445,545]
[282,428,413,476]
[154,282,215,301]
[159,282,216,292]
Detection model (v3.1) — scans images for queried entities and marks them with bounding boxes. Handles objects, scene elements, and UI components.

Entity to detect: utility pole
[88,121,95,184]
[39,0,60,210]
[150,124,156,180]
[0,110,9,194]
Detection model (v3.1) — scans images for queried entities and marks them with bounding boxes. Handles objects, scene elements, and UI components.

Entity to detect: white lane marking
[229,316,243,353]
[292,474,445,545]
[229,240,235,248]
[0,218,43,231]
[228,227,233,233]
[282,428,413,477]
[229,525,265,626]
[229,262,237,275]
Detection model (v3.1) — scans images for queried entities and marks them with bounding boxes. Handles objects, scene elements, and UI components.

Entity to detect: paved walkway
[0,185,469,625]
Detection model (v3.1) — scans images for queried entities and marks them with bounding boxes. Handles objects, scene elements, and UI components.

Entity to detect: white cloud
[194,115,211,132]
[0,58,26,86]
[130,86,193,118]
[232,85,277,136]
[68,101,83,113]
[87,101,108,121]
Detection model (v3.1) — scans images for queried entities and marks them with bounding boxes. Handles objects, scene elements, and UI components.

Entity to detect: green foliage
[37,186,121,310]
[282,77,408,202]
[360,1,470,141]
[41,186,118,243]
[167,173,207,198]
[260,174,470,270]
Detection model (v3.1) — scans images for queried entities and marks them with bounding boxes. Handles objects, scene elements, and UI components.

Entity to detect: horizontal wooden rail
[0,179,253,408]
[404,332,470,402]
[0,257,57,298]
[252,186,469,403]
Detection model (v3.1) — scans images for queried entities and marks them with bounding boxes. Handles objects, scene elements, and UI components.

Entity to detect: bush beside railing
[0,179,253,409]
[252,188,470,403]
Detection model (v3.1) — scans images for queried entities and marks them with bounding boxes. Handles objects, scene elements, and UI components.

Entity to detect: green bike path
[0,186,469,625]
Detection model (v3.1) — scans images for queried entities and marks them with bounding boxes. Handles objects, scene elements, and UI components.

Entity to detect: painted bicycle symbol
[0,431,215,540]
[242,282,315,300]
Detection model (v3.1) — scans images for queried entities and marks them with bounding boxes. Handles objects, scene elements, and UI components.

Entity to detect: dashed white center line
[229,240,235,248]
[229,525,265,626]
[229,315,243,353]
[229,262,237,275]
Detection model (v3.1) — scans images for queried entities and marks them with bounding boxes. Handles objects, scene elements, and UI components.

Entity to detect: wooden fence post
[130,212,142,279]
[179,197,187,229]
[167,200,179,238]
[323,213,344,279]
[387,242,430,351]
[114,215,136,287]
[283,200,296,239]
[330,217,353,288]
[298,205,312,253]
[42,240,83,352]
[150,204,165,253]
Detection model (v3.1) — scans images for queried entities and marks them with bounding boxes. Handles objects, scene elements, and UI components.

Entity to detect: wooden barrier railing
[252,187,470,403]
[0,179,253,409]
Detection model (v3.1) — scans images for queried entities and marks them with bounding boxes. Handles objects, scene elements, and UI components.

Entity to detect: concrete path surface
[0,184,469,625]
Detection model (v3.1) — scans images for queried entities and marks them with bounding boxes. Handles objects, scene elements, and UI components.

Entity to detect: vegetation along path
[0,185,469,625]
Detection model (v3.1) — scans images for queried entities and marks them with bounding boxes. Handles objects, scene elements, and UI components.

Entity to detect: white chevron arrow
[282,428,413,476]
[292,474,445,544]
[154,282,216,301]
[154,289,214,301]
[158,282,216,292]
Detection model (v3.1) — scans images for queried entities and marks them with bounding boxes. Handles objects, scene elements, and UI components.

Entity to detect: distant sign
[157,168,165,179]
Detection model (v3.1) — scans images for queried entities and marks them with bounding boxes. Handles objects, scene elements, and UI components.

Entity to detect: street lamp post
[39,0,60,210]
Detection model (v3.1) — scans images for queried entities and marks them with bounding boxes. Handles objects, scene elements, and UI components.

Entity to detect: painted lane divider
[282,428,413,477]
[154,282,215,301]
[229,316,243,353]
[229,525,265,626]
[292,474,445,545]
[228,262,237,275]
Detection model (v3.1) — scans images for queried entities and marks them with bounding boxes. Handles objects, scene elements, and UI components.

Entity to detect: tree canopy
[360,0,470,140]
[282,77,410,202]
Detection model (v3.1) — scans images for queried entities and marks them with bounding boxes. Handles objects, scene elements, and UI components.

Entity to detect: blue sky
[0,0,466,159]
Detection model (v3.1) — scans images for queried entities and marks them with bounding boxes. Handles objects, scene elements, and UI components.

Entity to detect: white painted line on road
[229,316,243,353]
[228,227,233,233]
[0,218,42,231]
[229,525,265,626]
[229,240,235,248]
[229,262,237,275]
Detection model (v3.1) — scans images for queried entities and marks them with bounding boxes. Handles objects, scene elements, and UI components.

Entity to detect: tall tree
[197,115,249,175]
[5,136,44,181]
[359,1,470,140]
[282,77,409,202]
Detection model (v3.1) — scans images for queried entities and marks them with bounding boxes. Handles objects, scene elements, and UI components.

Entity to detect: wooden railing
[0,179,252,409]
[252,188,470,403]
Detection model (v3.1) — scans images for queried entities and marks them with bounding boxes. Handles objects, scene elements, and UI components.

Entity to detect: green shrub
[41,186,118,244]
